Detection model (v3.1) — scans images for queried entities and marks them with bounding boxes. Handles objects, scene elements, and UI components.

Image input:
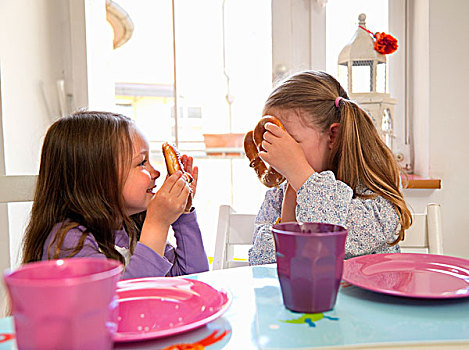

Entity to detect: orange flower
[359,25,399,55]
[374,32,398,55]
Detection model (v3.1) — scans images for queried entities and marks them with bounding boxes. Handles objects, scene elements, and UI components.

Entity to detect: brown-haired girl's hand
[180,154,198,199]
[139,171,190,256]
[148,171,190,223]
[259,122,314,191]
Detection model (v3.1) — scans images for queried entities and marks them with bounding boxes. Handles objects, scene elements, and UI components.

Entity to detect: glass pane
[109,0,272,259]
[338,64,348,91]
[174,0,272,138]
[111,0,175,144]
[352,61,372,93]
[376,61,386,93]
[111,0,271,150]
[326,0,388,78]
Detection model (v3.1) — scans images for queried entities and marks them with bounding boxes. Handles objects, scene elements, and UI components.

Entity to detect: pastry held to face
[244,116,286,188]
[162,142,193,211]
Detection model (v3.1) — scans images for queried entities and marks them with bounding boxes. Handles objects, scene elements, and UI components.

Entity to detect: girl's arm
[295,171,400,258]
[162,154,208,276]
[343,195,400,258]
[281,182,297,223]
[248,185,284,265]
[165,210,209,276]
[43,225,174,279]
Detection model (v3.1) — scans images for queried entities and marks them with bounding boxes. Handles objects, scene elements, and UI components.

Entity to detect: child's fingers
[262,130,277,144]
[258,150,270,165]
[173,180,191,211]
[190,166,198,198]
[160,171,183,192]
[169,175,191,198]
[181,155,194,174]
[264,122,284,136]
[261,139,273,154]
[191,166,198,183]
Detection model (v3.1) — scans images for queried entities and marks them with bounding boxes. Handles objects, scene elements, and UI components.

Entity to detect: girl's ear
[328,123,340,149]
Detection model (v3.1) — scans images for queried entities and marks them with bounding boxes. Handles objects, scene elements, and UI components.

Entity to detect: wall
[0,0,70,174]
[0,0,72,317]
[0,0,112,175]
[404,0,469,258]
[428,0,469,257]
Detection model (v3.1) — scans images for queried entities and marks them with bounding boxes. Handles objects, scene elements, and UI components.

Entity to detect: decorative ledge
[402,174,441,189]
[203,133,245,156]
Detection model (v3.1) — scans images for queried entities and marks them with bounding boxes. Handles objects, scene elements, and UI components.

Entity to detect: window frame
[271,0,413,172]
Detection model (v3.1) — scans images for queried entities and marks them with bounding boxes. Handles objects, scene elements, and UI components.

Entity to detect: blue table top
[1,264,469,349]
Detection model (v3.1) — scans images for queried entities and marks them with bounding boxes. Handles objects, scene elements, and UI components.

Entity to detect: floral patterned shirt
[248,171,400,265]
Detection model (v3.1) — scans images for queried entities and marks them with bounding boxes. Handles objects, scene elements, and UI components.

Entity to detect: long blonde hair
[22,111,138,264]
[264,71,411,245]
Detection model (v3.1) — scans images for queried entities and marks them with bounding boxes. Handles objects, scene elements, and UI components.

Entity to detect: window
[272,0,410,172]
[110,0,272,257]
[325,0,389,75]
[329,0,411,173]
[108,0,409,259]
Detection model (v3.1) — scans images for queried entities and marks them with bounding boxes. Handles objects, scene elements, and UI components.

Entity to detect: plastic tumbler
[3,257,123,350]
[272,222,347,313]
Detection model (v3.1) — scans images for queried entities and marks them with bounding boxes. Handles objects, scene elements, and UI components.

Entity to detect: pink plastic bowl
[4,258,123,350]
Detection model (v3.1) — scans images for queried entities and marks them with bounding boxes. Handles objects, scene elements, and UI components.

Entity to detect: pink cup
[272,222,347,313]
[3,258,123,350]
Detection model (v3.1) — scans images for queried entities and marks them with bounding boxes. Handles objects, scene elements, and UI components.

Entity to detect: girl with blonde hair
[249,70,412,265]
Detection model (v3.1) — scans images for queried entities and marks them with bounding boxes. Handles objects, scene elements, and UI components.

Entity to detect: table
[1,264,469,349]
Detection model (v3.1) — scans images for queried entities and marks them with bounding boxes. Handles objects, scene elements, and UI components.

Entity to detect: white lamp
[338,13,396,151]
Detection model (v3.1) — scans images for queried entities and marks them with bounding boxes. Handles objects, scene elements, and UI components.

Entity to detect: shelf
[402,174,441,189]
[204,147,244,157]
[150,147,441,190]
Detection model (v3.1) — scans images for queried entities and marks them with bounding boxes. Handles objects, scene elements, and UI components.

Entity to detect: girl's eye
[138,159,147,167]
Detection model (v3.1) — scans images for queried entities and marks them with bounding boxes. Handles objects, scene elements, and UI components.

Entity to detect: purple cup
[3,258,123,350]
[272,222,347,313]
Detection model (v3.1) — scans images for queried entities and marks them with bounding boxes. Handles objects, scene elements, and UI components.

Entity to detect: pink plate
[343,253,469,299]
[114,277,231,342]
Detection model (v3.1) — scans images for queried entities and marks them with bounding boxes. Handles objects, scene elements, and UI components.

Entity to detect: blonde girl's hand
[180,154,198,199]
[258,122,314,190]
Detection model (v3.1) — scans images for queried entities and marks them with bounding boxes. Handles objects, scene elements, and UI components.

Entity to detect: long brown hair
[22,111,138,264]
[264,71,411,245]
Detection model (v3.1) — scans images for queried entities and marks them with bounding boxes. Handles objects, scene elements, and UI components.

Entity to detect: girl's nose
[150,166,160,179]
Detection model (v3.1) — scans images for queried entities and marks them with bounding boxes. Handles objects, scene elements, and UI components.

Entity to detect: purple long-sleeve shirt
[42,210,209,279]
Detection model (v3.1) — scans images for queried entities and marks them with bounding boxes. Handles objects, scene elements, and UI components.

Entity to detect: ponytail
[263,70,412,245]
[334,100,412,245]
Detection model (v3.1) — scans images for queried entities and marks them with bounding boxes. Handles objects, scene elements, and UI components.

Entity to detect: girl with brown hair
[22,111,208,278]
[248,70,412,265]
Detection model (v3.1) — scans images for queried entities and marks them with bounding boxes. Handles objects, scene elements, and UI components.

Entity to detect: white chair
[400,203,443,254]
[0,175,37,317]
[213,205,256,270]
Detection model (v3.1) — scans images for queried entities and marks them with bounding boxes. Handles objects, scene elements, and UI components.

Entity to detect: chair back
[0,175,36,203]
[400,203,443,254]
[0,175,37,317]
[213,205,256,270]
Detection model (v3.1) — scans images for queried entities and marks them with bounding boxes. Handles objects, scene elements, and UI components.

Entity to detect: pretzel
[162,142,193,183]
[162,142,193,211]
[244,116,286,188]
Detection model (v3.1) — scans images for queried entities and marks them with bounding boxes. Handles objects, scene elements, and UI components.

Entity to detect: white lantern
[338,13,395,150]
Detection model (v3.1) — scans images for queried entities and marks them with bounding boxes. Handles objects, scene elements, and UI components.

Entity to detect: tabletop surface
[1,264,469,349]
